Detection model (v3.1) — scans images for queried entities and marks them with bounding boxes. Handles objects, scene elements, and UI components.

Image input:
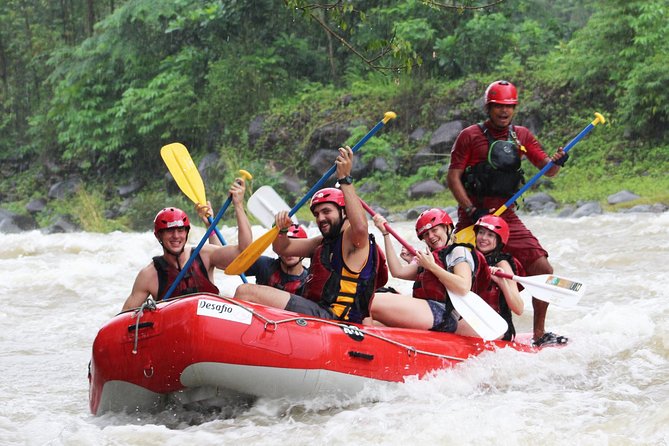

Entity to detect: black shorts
[285,294,335,320]
[426,300,458,333]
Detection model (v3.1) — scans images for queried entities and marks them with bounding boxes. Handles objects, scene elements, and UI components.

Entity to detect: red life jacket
[303,233,388,323]
[413,243,477,302]
[153,252,219,300]
[265,259,308,295]
[472,250,522,340]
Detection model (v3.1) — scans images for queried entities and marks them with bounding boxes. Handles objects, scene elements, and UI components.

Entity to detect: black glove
[553,152,569,167]
[468,207,489,222]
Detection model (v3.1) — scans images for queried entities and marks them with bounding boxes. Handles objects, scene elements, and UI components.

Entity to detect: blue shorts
[285,294,335,320]
[426,300,458,333]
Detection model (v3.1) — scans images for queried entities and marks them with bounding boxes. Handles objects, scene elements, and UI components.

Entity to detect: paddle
[455,112,606,244]
[248,185,297,229]
[160,142,252,289]
[225,111,397,275]
[492,270,585,307]
[359,199,507,341]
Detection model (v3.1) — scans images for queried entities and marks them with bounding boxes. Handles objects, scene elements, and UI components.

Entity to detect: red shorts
[456,206,548,272]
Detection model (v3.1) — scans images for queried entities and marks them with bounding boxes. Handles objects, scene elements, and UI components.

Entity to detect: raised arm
[372,214,418,280]
[231,177,252,251]
[272,210,321,258]
[195,201,221,246]
[336,146,368,250]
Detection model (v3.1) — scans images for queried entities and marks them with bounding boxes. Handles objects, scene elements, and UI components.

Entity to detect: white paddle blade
[518,274,585,307]
[450,292,508,341]
[248,185,297,228]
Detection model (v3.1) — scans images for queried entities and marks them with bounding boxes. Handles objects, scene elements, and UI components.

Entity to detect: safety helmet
[286,224,308,239]
[485,80,518,105]
[474,215,510,246]
[153,207,190,236]
[415,208,454,240]
[310,187,345,211]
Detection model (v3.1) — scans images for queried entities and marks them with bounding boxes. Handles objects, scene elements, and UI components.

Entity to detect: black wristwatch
[337,175,354,185]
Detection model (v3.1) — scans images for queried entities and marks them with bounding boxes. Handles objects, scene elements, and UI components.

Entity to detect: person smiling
[365,208,477,337]
[233,146,388,324]
[472,215,524,341]
[447,80,569,346]
[122,177,252,311]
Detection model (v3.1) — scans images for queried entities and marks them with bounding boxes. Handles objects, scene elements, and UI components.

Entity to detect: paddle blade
[248,186,297,229]
[450,291,508,341]
[518,274,585,307]
[225,226,280,275]
[454,224,476,245]
[161,143,207,205]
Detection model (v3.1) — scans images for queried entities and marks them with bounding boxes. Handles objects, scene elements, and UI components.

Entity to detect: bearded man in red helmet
[234,146,388,324]
[447,80,569,346]
[122,177,252,311]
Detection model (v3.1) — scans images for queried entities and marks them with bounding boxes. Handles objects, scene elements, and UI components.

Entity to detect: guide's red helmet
[485,80,518,105]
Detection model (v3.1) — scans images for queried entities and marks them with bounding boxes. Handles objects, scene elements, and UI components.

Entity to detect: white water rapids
[1,212,667,445]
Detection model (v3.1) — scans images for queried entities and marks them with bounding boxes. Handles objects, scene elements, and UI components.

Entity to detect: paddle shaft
[224,112,396,275]
[359,200,417,256]
[492,269,584,304]
[288,112,396,218]
[163,196,245,301]
[493,112,605,216]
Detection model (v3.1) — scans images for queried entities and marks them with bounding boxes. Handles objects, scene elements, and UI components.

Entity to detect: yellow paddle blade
[225,226,280,275]
[454,224,476,245]
[161,143,207,205]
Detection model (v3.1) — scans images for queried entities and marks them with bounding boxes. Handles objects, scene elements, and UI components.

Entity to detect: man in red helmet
[234,146,388,324]
[244,224,310,294]
[196,203,310,294]
[447,80,569,346]
[122,177,252,311]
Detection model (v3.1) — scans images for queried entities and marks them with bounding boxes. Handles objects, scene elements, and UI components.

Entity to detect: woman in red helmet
[366,208,477,336]
[447,80,569,346]
[121,177,252,311]
[472,215,524,341]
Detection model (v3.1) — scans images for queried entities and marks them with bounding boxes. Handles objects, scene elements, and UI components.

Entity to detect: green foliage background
[0,0,667,232]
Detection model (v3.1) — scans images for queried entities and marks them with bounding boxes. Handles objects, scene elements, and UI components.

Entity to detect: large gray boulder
[429,121,465,154]
[607,190,640,205]
[407,180,446,199]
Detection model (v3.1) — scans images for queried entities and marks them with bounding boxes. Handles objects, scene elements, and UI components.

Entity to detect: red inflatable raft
[89,293,535,415]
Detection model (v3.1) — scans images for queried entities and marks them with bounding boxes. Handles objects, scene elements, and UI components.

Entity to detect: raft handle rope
[214,295,468,363]
[132,297,157,354]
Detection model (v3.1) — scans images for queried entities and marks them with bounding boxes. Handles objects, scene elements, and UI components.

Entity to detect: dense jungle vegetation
[1,0,667,232]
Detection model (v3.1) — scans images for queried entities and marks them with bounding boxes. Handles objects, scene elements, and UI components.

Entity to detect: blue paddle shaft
[207,216,248,284]
[163,196,247,301]
[288,118,390,217]
[502,119,599,210]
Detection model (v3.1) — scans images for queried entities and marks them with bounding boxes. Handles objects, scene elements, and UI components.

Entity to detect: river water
[1,212,667,445]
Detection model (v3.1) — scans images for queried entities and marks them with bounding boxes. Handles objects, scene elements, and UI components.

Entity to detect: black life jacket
[263,258,309,295]
[462,124,525,199]
[153,253,219,300]
[303,233,388,324]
